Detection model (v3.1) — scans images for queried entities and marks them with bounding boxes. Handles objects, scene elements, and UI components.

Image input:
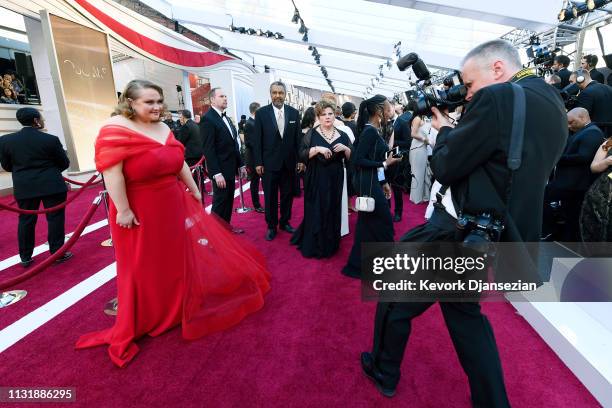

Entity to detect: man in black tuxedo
[201,87,245,231]
[388,106,413,222]
[362,40,567,406]
[341,102,357,138]
[581,54,606,84]
[552,55,571,89]
[543,107,605,241]
[176,109,203,166]
[252,81,303,241]
[0,108,72,267]
[244,102,263,213]
[575,69,612,134]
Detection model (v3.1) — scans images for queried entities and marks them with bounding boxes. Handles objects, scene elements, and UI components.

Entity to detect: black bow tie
[221,112,227,118]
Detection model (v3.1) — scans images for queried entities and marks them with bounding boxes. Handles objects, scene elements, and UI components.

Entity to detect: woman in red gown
[76,80,270,367]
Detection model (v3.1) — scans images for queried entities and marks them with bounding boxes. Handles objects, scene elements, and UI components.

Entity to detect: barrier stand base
[0,290,27,308]
[101,239,113,247]
[104,297,118,316]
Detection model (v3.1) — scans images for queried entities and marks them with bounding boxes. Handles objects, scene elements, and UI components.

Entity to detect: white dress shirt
[273,105,285,135]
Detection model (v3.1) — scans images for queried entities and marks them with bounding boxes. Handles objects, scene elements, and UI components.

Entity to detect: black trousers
[542,185,586,241]
[372,301,510,407]
[250,172,262,208]
[391,185,403,215]
[17,192,67,261]
[263,166,294,229]
[211,173,235,223]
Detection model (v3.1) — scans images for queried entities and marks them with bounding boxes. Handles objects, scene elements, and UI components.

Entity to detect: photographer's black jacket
[431,76,568,243]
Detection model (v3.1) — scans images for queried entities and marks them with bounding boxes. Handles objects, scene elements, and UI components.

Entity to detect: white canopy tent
[141,0,568,97]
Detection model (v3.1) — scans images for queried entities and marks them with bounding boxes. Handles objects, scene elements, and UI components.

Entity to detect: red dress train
[75,125,270,367]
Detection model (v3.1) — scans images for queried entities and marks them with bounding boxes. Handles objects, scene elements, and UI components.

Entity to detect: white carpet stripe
[0,263,117,353]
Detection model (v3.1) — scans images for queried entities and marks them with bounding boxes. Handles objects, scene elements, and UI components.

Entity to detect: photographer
[361,40,567,406]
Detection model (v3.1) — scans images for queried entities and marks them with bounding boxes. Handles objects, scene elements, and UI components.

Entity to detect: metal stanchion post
[235,171,252,214]
[100,186,113,247]
[197,166,205,205]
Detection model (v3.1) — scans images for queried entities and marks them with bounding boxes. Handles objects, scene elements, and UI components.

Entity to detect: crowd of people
[0,71,26,104]
[1,35,611,406]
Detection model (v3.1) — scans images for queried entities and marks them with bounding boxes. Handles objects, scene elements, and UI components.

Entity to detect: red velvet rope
[63,175,103,187]
[0,193,103,290]
[0,174,100,215]
[189,156,204,170]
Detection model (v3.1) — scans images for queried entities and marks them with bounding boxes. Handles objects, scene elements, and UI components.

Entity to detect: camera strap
[508,83,526,171]
[498,83,527,236]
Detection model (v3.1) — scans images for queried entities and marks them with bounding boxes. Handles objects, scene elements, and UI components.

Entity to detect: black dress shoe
[265,228,277,241]
[54,251,73,264]
[393,214,402,222]
[361,352,396,398]
[279,224,296,233]
[20,258,33,268]
[254,206,265,213]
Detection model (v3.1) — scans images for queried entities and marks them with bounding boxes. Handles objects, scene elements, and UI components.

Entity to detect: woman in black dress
[342,95,401,278]
[291,100,352,258]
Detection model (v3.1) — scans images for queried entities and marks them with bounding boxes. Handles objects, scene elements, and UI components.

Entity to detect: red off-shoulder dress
[76,125,270,367]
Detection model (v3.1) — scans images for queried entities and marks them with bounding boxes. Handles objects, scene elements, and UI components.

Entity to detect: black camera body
[560,82,580,110]
[456,212,505,252]
[397,53,467,117]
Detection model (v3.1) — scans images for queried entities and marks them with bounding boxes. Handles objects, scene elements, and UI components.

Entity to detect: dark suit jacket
[200,108,242,178]
[551,123,605,192]
[0,127,70,200]
[252,104,301,171]
[576,81,612,127]
[557,67,571,89]
[176,119,203,161]
[590,68,605,84]
[431,76,568,243]
[243,117,256,169]
[392,111,413,150]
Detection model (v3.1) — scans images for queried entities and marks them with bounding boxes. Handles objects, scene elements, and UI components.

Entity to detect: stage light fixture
[558,7,572,21]
[299,22,307,34]
[247,28,257,35]
[302,32,308,42]
[265,31,274,38]
[308,45,313,51]
[587,0,610,10]
[274,32,284,39]
[574,2,590,16]
[256,28,263,36]
[237,27,246,34]
[292,9,300,23]
[386,60,392,69]
[229,24,236,32]
[379,72,384,79]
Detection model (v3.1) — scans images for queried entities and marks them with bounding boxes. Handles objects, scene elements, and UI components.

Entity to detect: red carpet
[0,186,600,407]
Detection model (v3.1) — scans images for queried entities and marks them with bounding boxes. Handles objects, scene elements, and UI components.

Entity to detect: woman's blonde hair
[314,99,336,117]
[113,79,168,120]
